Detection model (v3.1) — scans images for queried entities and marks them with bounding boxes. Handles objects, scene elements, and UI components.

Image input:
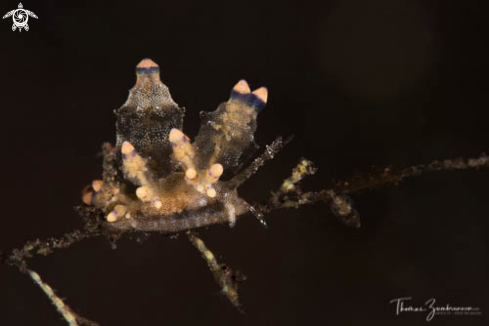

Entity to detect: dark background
[0,0,487,325]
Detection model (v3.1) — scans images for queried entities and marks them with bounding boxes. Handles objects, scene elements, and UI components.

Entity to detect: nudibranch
[82,59,271,233]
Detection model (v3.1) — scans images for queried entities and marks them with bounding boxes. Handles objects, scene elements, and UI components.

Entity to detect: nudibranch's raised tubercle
[120,141,165,209]
[207,163,224,183]
[81,179,105,206]
[107,205,127,223]
[121,141,135,158]
[136,58,160,77]
[169,128,196,171]
[185,168,198,181]
[135,58,161,87]
[252,87,268,104]
[169,128,225,198]
[121,141,150,186]
[232,79,251,95]
[81,186,93,205]
[136,186,153,202]
[92,180,104,192]
[230,80,268,112]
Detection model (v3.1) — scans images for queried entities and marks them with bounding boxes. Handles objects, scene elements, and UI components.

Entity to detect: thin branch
[228,136,292,227]
[260,152,489,228]
[338,153,489,194]
[5,229,101,272]
[3,205,122,271]
[187,231,245,312]
[227,136,292,189]
[28,268,99,326]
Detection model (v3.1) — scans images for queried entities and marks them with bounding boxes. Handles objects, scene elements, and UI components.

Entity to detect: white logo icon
[3,3,37,32]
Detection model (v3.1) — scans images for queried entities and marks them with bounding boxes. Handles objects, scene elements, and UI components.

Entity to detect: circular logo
[2,3,38,32]
[13,9,28,28]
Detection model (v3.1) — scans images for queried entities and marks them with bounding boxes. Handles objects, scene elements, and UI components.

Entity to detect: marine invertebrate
[2,58,489,326]
[83,58,272,233]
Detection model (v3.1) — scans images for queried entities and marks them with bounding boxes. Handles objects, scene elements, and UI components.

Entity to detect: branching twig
[260,153,489,228]
[2,152,489,324]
